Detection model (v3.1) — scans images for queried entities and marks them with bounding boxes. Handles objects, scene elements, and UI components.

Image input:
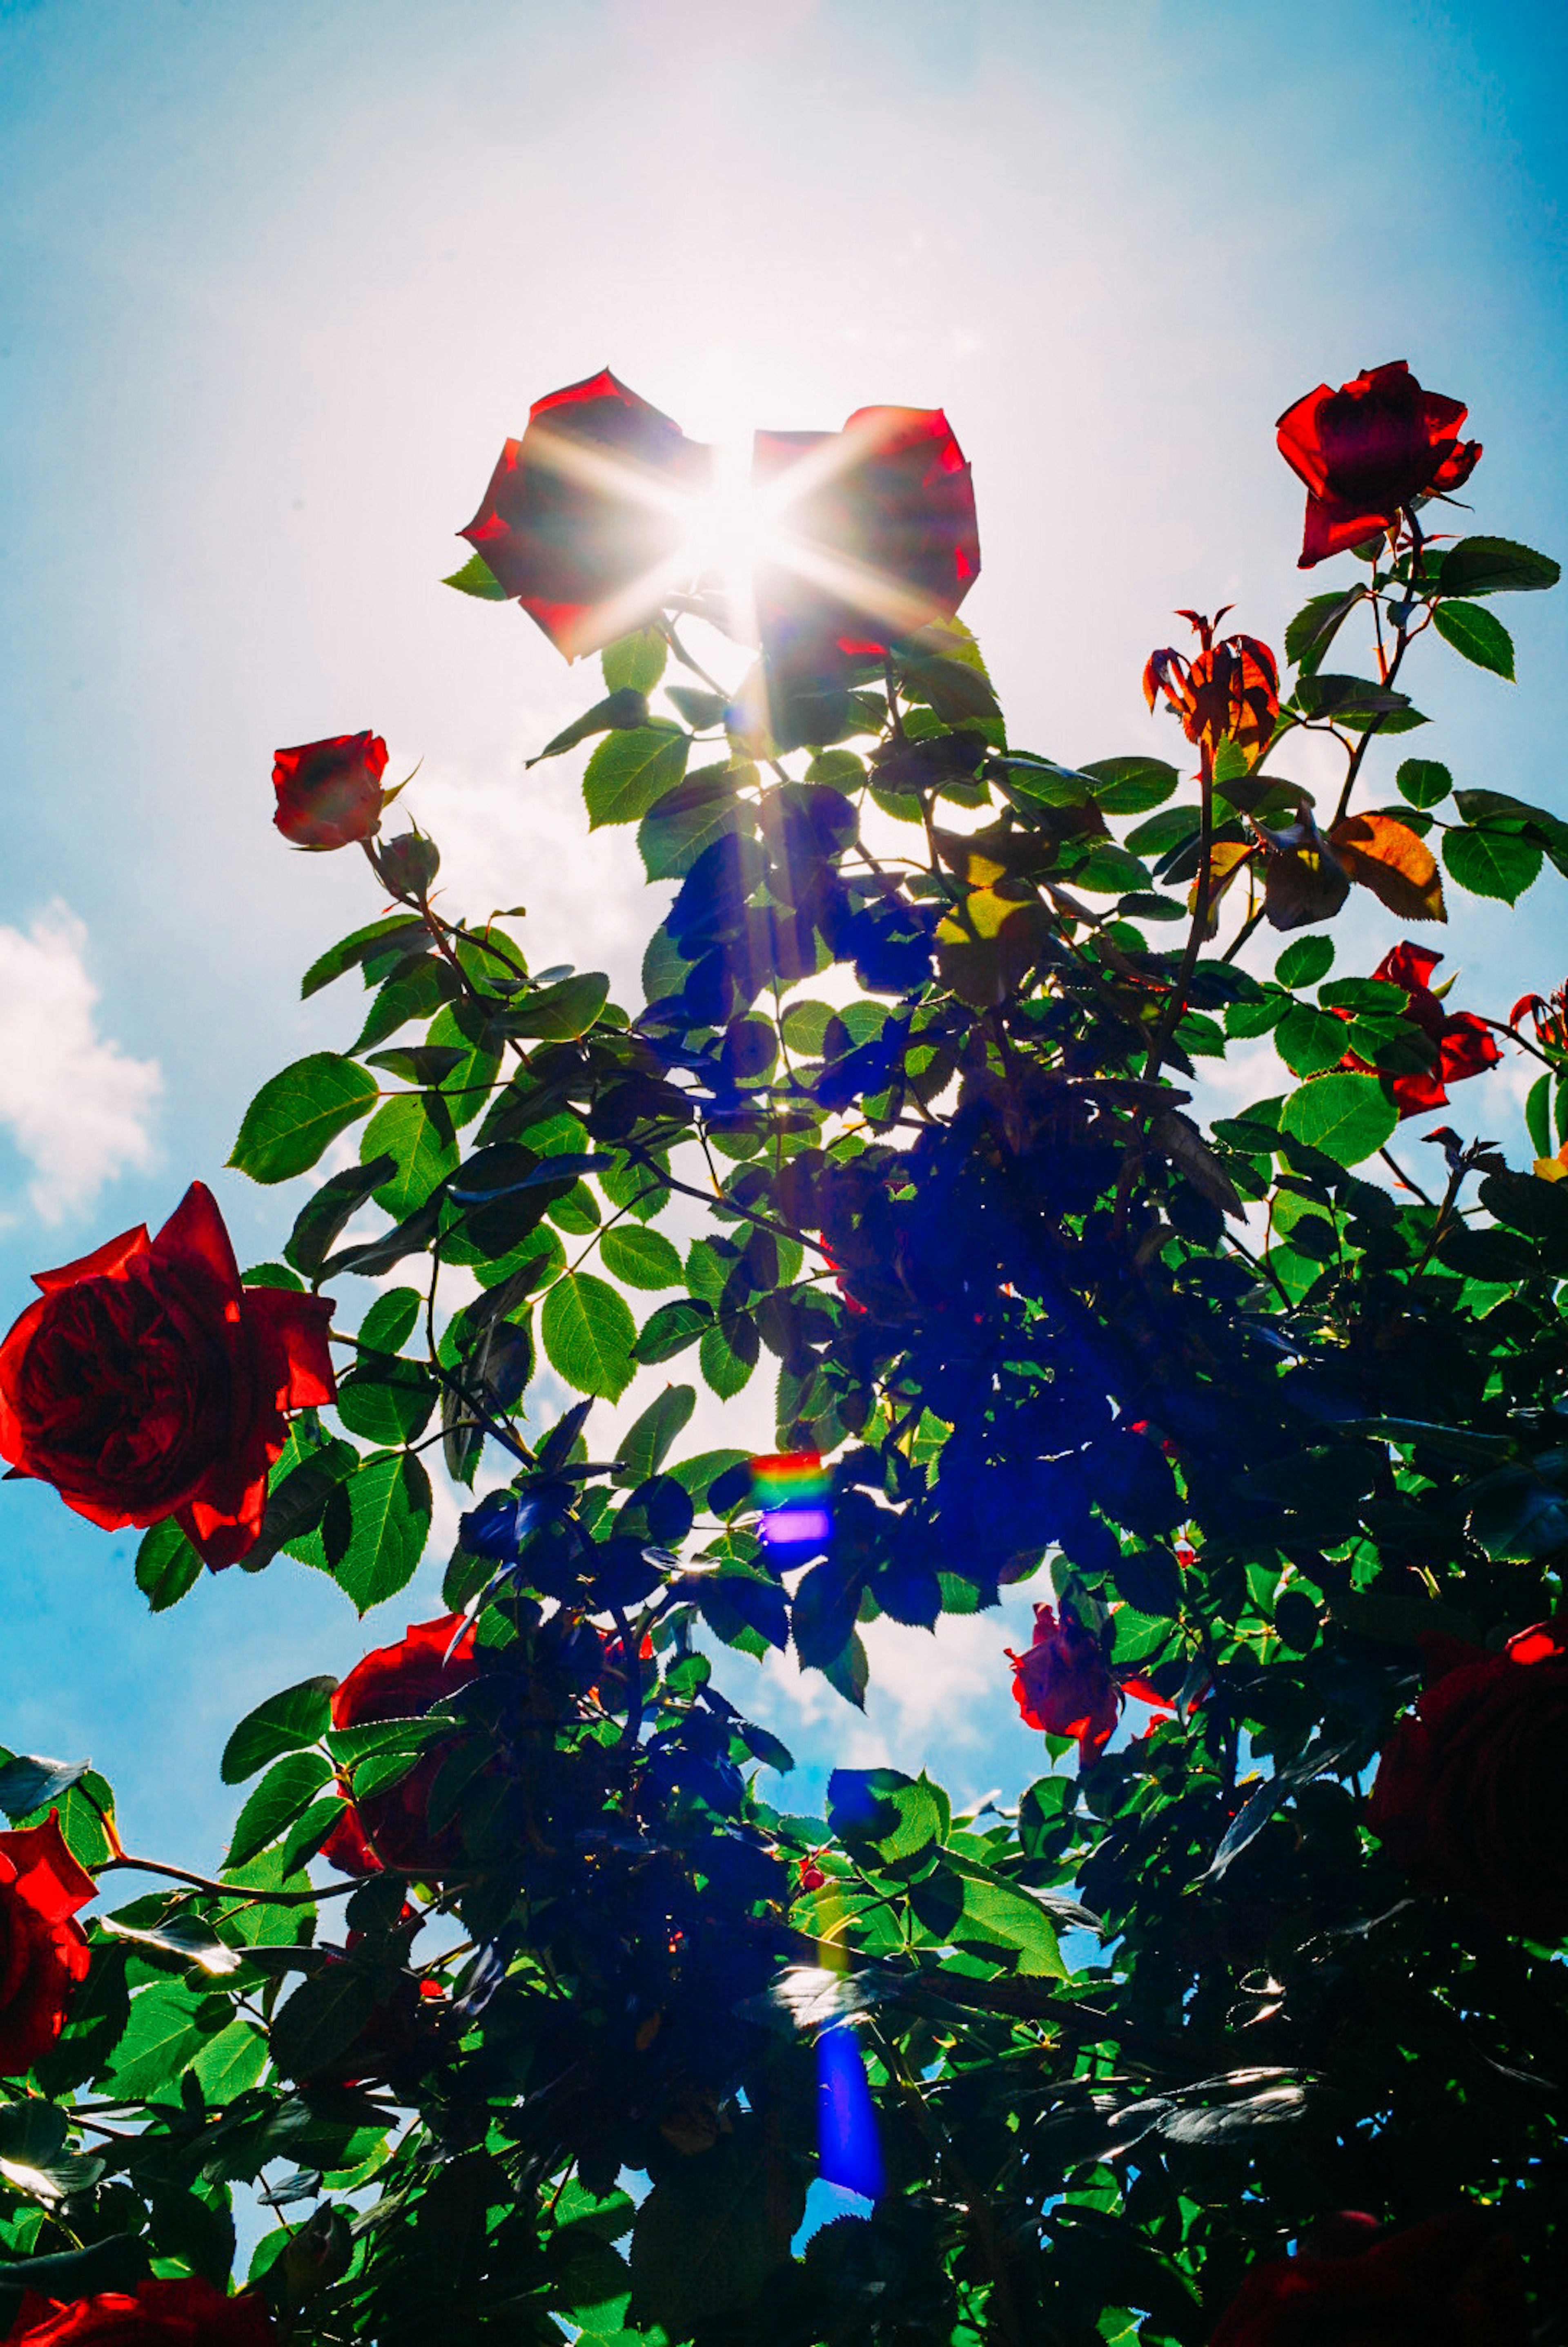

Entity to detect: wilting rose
[1007,1602,1120,1758]
[0,1184,335,1571]
[272,732,388,849]
[1368,1617,1568,1939]
[321,1614,485,1877]
[1336,941,1500,1118]
[459,369,710,660]
[1276,360,1482,568]
[1143,613,1279,768]
[1508,982,1568,1055]
[0,1814,95,2076]
[751,405,980,668]
[1209,2209,1527,2346]
[0,2278,274,2347]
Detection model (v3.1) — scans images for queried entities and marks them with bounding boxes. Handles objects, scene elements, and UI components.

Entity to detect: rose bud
[272,732,388,849]
[1209,2209,1527,2346]
[320,1615,486,1879]
[459,368,711,660]
[1276,360,1482,568]
[1368,1617,1568,1939]
[0,1183,335,1571]
[0,1813,95,2076]
[0,2278,276,2347]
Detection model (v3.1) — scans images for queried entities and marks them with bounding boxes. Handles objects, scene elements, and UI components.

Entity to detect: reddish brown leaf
[1329,812,1447,923]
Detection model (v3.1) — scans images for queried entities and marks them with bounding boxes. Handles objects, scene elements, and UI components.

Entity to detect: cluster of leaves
[7,501,1568,2347]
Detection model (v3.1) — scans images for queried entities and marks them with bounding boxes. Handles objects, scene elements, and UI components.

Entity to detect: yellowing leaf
[1329,813,1446,923]
[935,885,1050,1007]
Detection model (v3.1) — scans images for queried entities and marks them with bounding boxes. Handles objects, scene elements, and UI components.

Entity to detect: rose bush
[0,1182,334,1567]
[0,350,1564,2341]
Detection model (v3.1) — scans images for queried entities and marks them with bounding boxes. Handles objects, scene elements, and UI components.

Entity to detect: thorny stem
[98,1854,355,1903]
[1142,738,1216,1091]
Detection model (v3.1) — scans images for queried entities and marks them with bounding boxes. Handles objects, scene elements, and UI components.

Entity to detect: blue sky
[1,0,1566,1869]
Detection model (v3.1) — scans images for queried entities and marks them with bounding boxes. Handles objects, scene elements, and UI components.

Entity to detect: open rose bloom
[1276,359,1481,567]
[0,1814,94,2077]
[1368,1618,1568,1939]
[1008,1601,1120,1758]
[460,369,711,660]
[1209,2210,1527,2347]
[0,1183,334,1569]
[0,2278,274,2347]
[1336,941,1500,1117]
[321,1613,485,1877]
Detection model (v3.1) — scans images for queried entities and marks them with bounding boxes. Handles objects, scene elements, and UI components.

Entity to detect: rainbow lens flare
[751,1451,832,1551]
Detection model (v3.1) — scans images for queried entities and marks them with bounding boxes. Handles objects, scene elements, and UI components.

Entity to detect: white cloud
[0,904,161,1223]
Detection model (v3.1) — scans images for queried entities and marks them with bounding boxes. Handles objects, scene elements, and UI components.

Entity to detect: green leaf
[0,1754,89,1817]
[1294,673,1410,720]
[442,550,508,600]
[1437,535,1560,597]
[107,1981,212,2101]
[829,1767,947,1867]
[332,1452,434,1614]
[285,1158,397,1279]
[221,1678,336,1786]
[526,690,650,767]
[617,1384,696,1484]
[360,1287,422,1352]
[229,1055,379,1185]
[1076,756,1180,814]
[190,2019,270,2101]
[638,765,751,881]
[665,685,728,728]
[542,1272,637,1401]
[226,1751,336,1870]
[582,727,690,829]
[360,1093,459,1219]
[1527,1073,1552,1161]
[1275,1004,1351,1079]
[599,1225,683,1290]
[134,1519,203,1613]
[700,1311,759,1398]
[1279,1072,1398,1167]
[1432,599,1515,680]
[629,2120,800,2335]
[1284,587,1361,676]
[301,916,427,999]
[1274,935,1334,988]
[505,971,610,1041]
[335,1354,437,1446]
[949,1854,1067,1976]
[633,1298,713,1363]
[270,1968,380,2083]
[1395,757,1452,809]
[601,628,667,695]
[1441,825,1544,903]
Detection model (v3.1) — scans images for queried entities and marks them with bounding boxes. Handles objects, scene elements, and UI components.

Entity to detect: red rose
[0,1183,335,1571]
[272,732,388,850]
[1335,942,1500,1118]
[1367,1617,1568,1938]
[321,1613,485,1878]
[0,2278,274,2347]
[751,404,980,667]
[0,1814,94,2076]
[459,369,711,660]
[1007,1601,1120,1759]
[1209,2210,1527,2346]
[1276,360,1482,568]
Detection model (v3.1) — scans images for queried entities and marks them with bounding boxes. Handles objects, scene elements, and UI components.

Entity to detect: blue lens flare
[816,2022,884,2200]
